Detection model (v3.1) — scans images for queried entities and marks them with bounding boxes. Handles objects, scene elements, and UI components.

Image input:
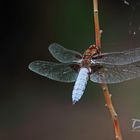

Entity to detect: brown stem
[93,0,123,140]
[101,83,123,140]
[93,0,101,48]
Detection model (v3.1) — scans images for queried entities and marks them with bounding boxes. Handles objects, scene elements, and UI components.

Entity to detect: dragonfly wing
[48,43,82,63]
[93,47,140,65]
[29,60,79,82]
[90,64,140,84]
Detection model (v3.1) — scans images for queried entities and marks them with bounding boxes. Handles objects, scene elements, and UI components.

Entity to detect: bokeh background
[1,0,140,140]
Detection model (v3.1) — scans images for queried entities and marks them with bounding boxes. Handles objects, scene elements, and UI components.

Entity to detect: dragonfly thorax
[81,44,100,68]
[81,58,92,68]
[83,44,100,57]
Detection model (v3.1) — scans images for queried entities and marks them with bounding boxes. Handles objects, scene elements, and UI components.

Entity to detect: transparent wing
[28,60,79,82]
[90,64,140,84]
[93,47,140,65]
[48,43,82,63]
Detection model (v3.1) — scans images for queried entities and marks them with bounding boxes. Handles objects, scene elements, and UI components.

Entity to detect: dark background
[1,0,140,140]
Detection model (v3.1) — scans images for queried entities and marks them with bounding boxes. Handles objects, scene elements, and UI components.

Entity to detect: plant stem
[101,83,123,140]
[93,0,123,140]
[93,0,101,48]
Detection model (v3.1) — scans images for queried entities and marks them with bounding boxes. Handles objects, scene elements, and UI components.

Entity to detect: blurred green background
[1,0,140,140]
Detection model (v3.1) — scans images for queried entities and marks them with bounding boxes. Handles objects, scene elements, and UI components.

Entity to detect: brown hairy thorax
[82,44,100,68]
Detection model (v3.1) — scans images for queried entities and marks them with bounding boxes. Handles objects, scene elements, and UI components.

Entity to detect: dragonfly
[29,43,140,104]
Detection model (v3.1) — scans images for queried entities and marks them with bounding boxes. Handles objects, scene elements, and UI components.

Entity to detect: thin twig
[93,0,123,140]
[101,83,123,140]
[93,0,101,48]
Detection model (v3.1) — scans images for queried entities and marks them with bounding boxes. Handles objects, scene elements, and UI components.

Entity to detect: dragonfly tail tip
[72,100,77,105]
